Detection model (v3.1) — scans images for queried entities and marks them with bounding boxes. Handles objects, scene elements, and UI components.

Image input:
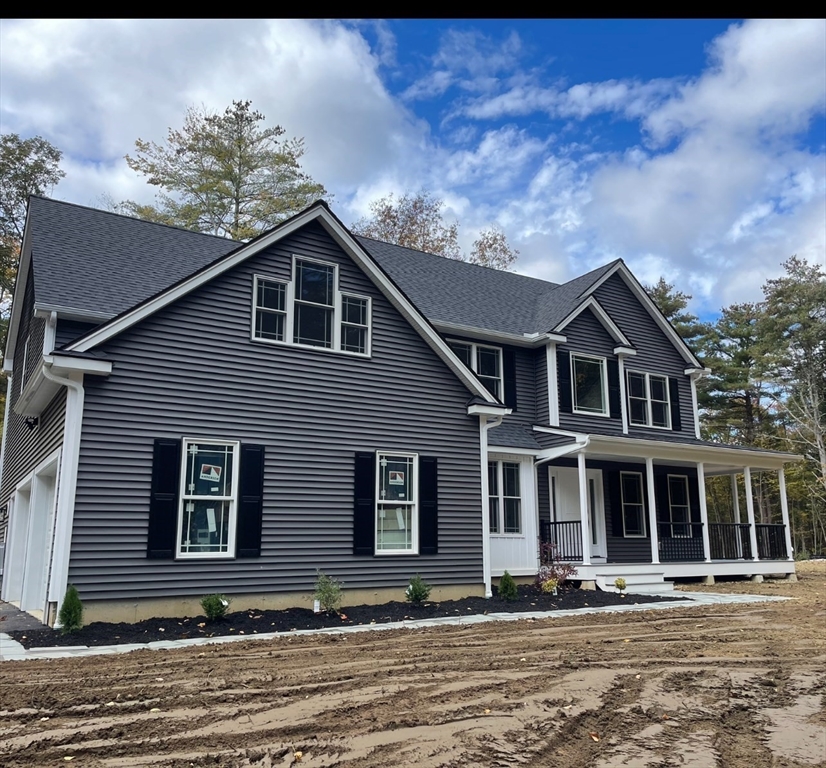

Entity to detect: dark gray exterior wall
[593,273,696,438]
[70,221,484,601]
[55,320,99,350]
[1,263,67,505]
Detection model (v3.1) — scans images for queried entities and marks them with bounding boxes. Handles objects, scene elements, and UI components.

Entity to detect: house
[0,197,797,626]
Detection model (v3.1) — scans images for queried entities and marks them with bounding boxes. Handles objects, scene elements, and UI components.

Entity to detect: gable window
[448,341,503,398]
[252,257,371,356]
[376,452,418,554]
[571,354,608,415]
[488,460,522,534]
[620,472,646,537]
[177,439,239,558]
[627,371,670,428]
[667,475,691,537]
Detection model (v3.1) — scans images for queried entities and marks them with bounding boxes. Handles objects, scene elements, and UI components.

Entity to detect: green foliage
[351,189,518,271]
[200,594,231,621]
[313,570,343,614]
[58,585,83,633]
[122,100,327,241]
[536,541,579,587]
[498,570,518,601]
[614,577,627,592]
[645,277,709,351]
[540,577,558,594]
[405,574,432,604]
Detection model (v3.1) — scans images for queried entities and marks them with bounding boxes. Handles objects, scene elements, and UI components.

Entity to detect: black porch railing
[756,524,787,560]
[658,522,705,561]
[709,523,753,560]
[540,520,583,561]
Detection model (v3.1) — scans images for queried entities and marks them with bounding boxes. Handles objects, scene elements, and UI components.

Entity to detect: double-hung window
[448,341,503,398]
[667,475,691,537]
[627,371,670,428]
[620,471,646,537]
[488,460,522,534]
[571,354,608,415]
[177,439,239,558]
[252,256,371,356]
[375,452,417,554]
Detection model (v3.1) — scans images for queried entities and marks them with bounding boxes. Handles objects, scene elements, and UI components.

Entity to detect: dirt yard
[1,562,824,768]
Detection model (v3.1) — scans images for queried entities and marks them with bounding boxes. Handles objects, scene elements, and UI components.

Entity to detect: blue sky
[1,19,824,317]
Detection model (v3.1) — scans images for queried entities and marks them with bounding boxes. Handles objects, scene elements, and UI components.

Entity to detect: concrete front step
[595,573,674,594]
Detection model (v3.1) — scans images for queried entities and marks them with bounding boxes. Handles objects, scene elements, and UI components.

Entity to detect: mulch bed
[7,585,688,649]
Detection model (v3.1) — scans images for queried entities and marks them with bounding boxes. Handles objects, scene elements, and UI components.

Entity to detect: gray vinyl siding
[558,307,622,433]
[1,264,66,503]
[70,221,483,601]
[509,346,536,424]
[535,347,549,425]
[593,273,696,438]
[55,320,99,350]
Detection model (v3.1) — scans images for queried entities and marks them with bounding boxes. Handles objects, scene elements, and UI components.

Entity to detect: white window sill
[251,335,371,359]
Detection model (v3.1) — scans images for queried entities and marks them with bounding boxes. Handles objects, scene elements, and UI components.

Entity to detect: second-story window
[448,341,502,399]
[571,354,608,416]
[627,371,670,428]
[252,256,371,356]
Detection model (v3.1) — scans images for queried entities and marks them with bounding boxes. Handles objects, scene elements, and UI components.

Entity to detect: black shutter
[147,438,181,559]
[236,444,265,558]
[419,457,438,555]
[353,452,375,556]
[608,471,623,537]
[503,348,517,410]
[607,359,621,419]
[557,349,572,413]
[669,378,682,432]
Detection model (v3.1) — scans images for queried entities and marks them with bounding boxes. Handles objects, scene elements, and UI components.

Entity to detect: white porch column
[778,467,794,561]
[743,466,760,562]
[731,473,743,558]
[578,450,591,565]
[479,416,495,598]
[697,462,712,563]
[645,457,659,564]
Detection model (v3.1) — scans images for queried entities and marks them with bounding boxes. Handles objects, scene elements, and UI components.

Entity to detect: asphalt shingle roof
[25,196,617,338]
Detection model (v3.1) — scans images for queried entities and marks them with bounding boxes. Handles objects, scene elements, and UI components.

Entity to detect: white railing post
[744,466,760,561]
[697,462,712,563]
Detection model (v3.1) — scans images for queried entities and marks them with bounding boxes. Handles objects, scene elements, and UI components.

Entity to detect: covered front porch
[537,431,797,588]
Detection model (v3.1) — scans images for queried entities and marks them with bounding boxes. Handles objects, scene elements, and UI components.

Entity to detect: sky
[1,18,824,318]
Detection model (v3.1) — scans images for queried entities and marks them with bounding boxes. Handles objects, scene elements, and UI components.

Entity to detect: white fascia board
[685,366,712,376]
[45,355,113,376]
[555,296,632,347]
[584,262,703,369]
[432,321,539,347]
[14,355,113,417]
[34,304,115,323]
[586,433,800,468]
[3,214,34,369]
[487,445,542,456]
[614,346,637,356]
[65,203,498,404]
[467,404,512,417]
[532,425,587,439]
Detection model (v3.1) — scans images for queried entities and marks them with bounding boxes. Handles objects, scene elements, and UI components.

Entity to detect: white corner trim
[43,312,57,355]
[40,367,85,621]
[0,371,14,495]
[479,413,504,599]
[546,341,559,427]
[555,295,632,347]
[618,356,629,434]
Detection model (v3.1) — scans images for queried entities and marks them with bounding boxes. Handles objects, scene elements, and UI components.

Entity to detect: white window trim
[488,458,523,536]
[620,471,647,538]
[251,256,372,358]
[570,353,610,417]
[666,474,692,538]
[447,339,504,400]
[176,438,240,560]
[626,370,671,430]
[374,451,419,556]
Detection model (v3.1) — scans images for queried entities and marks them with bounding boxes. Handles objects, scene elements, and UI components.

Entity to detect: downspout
[40,362,85,626]
[479,413,504,598]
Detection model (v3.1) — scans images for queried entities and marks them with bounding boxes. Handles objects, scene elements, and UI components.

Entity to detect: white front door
[550,467,607,559]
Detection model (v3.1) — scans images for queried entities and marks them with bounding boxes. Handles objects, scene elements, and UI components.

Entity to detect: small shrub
[58,584,83,634]
[498,570,518,601]
[536,540,579,590]
[794,550,810,561]
[314,570,343,614]
[614,577,627,593]
[201,594,231,622]
[540,577,559,595]
[406,574,432,604]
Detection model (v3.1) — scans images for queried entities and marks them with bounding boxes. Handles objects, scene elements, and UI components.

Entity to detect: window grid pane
[620,473,646,536]
[449,342,472,367]
[490,461,522,534]
[294,303,333,348]
[573,356,605,413]
[296,260,334,306]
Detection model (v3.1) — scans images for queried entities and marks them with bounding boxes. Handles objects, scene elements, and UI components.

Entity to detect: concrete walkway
[0,591,792,662]
[0,600,45,632]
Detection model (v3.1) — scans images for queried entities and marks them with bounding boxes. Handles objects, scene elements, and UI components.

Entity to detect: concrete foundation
[79,583,486,625]
[785,572,798,582]
[701,575,715,585]
[579,580,596,591]
[750,574,764,583]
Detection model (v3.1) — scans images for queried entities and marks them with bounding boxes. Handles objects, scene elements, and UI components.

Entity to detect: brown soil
[1,561,824,768]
